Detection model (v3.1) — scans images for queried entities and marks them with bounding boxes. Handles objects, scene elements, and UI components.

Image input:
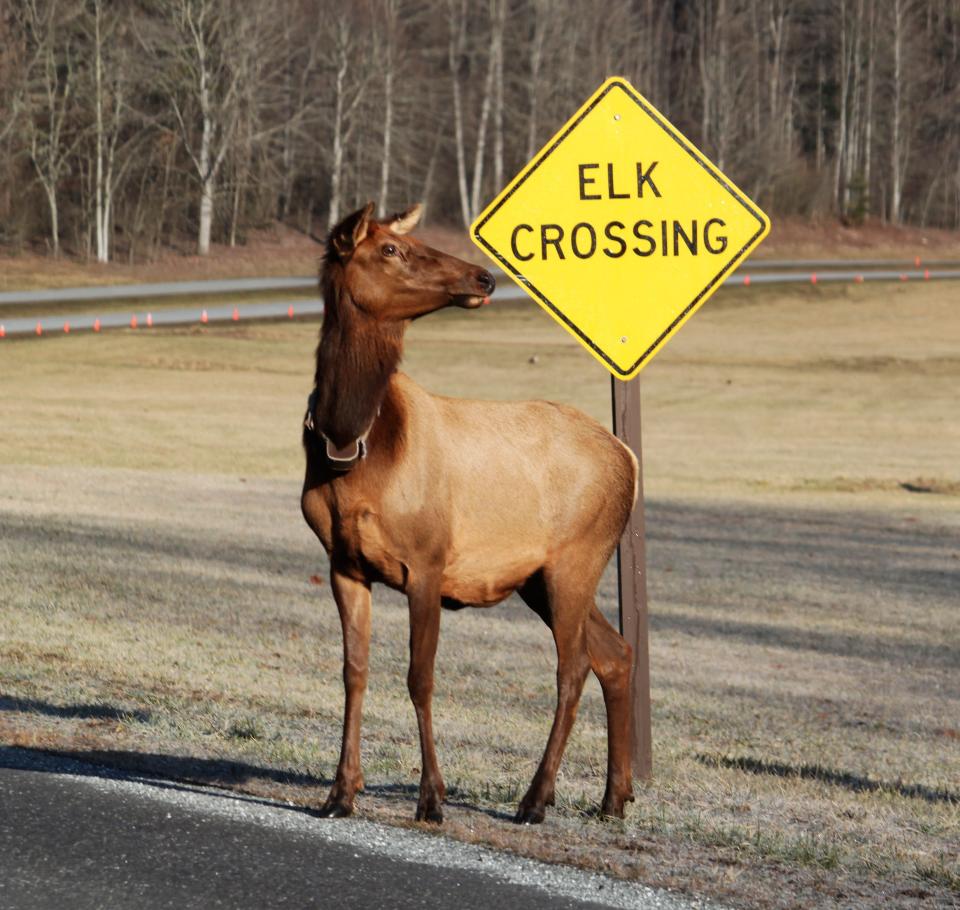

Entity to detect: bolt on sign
[471,77,769,379]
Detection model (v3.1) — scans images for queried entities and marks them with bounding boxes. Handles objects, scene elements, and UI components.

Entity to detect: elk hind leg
[516,570,592,825]
[587,604,634,818]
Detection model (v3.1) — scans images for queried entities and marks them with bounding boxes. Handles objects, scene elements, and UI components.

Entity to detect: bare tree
[375,0,398,217]
[3,0,960,256]
[524,0,548,161]
[322,6,371,229]
[491,0,505,191]
[19,0,82,257]
[888,0,920,223]
[447,0,499,227]
[141,0,243,255]
[447,0,471,227]
[84,0,135,263]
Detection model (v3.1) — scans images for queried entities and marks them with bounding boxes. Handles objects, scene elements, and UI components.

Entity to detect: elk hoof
[317,797,354,819]
[600,786,634,819]
[514,804,546,825]
[599,798,626,819]
[415,803,443,824]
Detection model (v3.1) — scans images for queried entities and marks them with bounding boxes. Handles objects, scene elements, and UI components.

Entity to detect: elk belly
[508,218,729,261]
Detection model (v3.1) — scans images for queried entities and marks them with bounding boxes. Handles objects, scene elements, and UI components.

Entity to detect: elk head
[326,202,496,321]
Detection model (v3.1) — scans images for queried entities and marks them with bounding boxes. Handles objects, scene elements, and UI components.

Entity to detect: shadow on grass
[653,612,959,670]
[0,742,517,822]
[0,694,151,723]
[697,752,959,805]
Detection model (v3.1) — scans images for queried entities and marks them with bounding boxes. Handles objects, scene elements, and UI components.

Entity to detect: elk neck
[312,264,406,449]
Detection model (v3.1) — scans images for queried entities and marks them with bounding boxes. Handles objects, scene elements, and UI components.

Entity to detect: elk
[301,202,637,825]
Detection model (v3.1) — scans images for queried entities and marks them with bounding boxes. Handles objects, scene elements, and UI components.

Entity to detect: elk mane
[312,257,404,448]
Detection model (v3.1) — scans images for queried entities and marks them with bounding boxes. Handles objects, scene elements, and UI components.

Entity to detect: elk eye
[381,244,398,257]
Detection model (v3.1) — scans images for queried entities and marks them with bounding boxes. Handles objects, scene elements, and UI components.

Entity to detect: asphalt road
[5,265,960,336]
[0,748,708,910]
[0,277,319,307]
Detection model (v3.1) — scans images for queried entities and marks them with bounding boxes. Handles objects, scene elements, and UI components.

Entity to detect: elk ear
[330,202,375,259]
[386,203,423,235]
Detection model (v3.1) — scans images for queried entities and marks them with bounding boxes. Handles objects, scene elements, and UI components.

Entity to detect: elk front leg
[407,576,445,823]
[319,570,372,818]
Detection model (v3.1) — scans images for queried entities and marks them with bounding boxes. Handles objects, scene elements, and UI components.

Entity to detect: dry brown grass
[1,279,958,908]
[2,281,957,504]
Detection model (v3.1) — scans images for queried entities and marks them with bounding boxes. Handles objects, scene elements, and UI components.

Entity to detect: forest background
[1,0,958,264]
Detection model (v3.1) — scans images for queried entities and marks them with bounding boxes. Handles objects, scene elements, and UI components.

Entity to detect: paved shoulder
[0,748,712,910]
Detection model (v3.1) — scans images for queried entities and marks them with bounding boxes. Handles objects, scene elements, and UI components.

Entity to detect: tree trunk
[890,0,904,223]
[448,0,471,228]
[526,1,546,160]
[328,22,348,230]
[198,101,214,256]
[198,176,214,256]
[468,2,497,220]
[194,2,215,256]
[46,185,60,258]
[492,0,504,191]
[93,0,108,263]
[815,55,825,171]
[378,0,396,216]
[229,172,241,247]
[834,0,848,213]
[864,0,876,216]
[378,66,393,216]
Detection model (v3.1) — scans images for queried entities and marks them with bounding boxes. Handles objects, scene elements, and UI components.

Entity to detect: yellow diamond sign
[472,77,770,379]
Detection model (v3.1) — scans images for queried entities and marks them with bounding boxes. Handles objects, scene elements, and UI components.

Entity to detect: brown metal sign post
[611,376,652,780]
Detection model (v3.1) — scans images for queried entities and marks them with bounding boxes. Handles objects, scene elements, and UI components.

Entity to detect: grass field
[1,281,958,908]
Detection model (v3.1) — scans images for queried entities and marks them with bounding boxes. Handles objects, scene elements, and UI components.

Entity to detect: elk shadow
[0,743,517,822]
[697,752,959,805]
[0,694,151,723]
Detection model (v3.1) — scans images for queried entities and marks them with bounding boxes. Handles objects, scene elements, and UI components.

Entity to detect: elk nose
[476,269,496,295]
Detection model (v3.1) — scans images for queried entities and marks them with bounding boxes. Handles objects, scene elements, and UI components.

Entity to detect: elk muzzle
[452,269,496,308]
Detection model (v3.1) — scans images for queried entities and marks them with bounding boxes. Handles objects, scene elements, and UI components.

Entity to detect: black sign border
[473,79,770,377]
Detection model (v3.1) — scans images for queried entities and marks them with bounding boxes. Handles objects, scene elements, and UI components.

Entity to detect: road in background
[3,261,960,338]
[0,277,318,308]
[0,299,326,337]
